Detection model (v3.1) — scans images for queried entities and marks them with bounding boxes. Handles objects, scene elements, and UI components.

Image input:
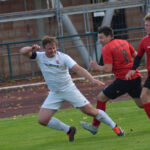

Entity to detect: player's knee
[137,104,143,109]
[97,93,103,100]
[140,94,144,100]
[38,118,49,126]
[140,94,149,104]
[97,92,108,102]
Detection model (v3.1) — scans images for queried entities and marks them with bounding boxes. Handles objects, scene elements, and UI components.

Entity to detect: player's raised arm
[20,44,40,58]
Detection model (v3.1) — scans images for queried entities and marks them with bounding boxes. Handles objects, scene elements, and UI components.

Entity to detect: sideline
[0,69,147,91]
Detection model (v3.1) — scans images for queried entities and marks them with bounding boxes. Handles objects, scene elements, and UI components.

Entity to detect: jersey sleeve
[35,51,41,60]
[137,40,145,57]
[63,54,77,69]
[30,51,37,59]
[30,51,43,60]
[35,51,45,62]
[102,46,113,64]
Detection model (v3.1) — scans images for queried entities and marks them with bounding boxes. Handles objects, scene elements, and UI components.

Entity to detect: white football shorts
[41,86,90,110]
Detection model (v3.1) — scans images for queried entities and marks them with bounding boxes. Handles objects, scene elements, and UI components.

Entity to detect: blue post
[6,44,13,79]
[93,32,98,63]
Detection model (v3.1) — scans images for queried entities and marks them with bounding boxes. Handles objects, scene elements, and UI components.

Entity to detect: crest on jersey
[56,60,59,64]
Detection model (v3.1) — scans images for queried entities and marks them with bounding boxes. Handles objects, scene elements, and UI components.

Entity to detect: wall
[0,0,146,80]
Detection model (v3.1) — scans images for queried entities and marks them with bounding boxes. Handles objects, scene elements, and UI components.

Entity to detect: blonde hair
[42,36,57,48]
[144,13,150,21]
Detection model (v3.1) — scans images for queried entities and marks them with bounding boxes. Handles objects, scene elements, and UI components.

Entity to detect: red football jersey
[102,39,141,80]
[137,34,150,75]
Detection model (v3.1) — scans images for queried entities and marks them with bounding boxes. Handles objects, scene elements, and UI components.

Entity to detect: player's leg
[92,79,126,128]
[80,104,124,136]
[38,108,56,126]
[63,87,111,134]
[80,79,127,134]
[64,86,124,136]
[128,77,143,108]
[141,87,150,118]
[39,108,70,132]
[39,92,76,142]
[133,98,143,108]
[38,108,69,131]
[38,108,76,142]
[92,92,109,127]
[141,77,150,118]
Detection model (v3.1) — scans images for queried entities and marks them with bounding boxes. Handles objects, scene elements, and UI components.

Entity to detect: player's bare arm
[20,44,40,58]
[71,64,105,86]
[90,60,112,73]
[125,70,136,80]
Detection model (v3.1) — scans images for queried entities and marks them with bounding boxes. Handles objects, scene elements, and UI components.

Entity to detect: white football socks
[47,117,70,133]
[96,109,116,128]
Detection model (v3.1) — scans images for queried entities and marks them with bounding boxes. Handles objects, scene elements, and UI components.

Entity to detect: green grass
[0,100,150,150]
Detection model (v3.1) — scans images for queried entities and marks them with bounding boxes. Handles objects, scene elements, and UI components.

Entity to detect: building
[0,0,147,80]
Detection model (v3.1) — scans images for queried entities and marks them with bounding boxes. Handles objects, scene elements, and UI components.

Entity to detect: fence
[0,27,146,81]
[0,0,147,81]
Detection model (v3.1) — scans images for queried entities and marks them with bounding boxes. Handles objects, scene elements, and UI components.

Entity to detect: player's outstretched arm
[71,64,105,86]
[90,60,112,73]
[125,70,136,80]
[20,44,40,58]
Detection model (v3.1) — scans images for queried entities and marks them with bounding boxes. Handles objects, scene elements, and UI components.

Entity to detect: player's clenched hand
[32,44,40,51]
[90,61,98,70]
[91,78,105,86]
[125,70,136,80]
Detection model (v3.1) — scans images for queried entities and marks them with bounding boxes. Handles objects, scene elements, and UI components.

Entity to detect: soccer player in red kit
[126,13,150,119]
[80,26,143,135]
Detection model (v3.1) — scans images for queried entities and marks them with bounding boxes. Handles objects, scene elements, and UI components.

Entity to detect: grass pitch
[0,100,150,150]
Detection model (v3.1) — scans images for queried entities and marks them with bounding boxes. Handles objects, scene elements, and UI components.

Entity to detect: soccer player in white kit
[20,36,124,142]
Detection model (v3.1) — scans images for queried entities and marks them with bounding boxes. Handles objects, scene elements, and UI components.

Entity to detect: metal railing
[0,27,145,81]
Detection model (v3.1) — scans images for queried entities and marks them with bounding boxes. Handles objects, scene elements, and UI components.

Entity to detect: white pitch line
[0,82,46,90]
[0,69,147,91]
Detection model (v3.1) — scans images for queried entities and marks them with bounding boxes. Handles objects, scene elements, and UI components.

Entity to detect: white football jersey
[36,51,77,92]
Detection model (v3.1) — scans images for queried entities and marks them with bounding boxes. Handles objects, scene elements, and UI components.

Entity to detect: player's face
[145,20,150,34]
[44,43,57,58]
[98,33,112,46]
